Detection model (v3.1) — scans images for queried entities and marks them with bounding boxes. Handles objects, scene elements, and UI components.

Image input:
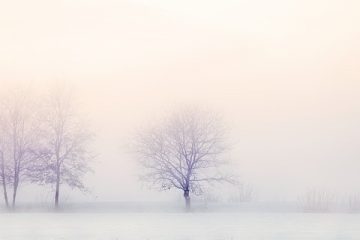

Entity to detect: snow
[0,211,359,240]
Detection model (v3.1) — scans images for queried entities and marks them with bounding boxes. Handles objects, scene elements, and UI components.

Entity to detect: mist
[1,0,360,205]
[2,1,360,239]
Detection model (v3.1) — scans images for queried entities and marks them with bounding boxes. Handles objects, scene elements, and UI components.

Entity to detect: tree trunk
[54,169,60,208]
[184,189,190,211]
[12,130,17,209]
[12,178,18,208]
[2,179,8,208]
[0,154,9,208]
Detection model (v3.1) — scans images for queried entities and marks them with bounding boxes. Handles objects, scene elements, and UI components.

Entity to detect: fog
[1,0,360,205]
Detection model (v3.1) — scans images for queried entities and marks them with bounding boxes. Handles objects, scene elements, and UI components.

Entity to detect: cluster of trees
[6,88,358,213]
[0,88,91,208]
[0,87,234,211]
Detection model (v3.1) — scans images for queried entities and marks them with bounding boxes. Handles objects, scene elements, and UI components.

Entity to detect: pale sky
[0,0,360,202]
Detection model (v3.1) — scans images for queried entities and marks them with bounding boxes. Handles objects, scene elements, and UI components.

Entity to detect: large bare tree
[135,108,233,210]
[33,88,92,208]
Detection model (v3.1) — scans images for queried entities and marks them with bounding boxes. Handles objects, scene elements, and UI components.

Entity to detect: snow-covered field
[0,210,359,240]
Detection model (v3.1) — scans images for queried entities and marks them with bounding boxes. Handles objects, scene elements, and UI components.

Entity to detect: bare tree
[0,133,9,207]
[0,92,42,208]
[134,108,234,210]
[33,87,92,208]
[0,107,9,207]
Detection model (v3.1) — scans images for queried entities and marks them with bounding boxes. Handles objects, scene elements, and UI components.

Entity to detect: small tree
[0,134,9,207]
[33,87,92,208]
[135,108,233,210]
[0,91,42,208]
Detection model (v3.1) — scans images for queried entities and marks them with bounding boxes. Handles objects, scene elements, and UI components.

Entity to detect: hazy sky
[0,0,360,202]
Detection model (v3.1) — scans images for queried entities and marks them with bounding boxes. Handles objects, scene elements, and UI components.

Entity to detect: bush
[228,183,255,203]
[348,193,360,213]
[298,189,334,212]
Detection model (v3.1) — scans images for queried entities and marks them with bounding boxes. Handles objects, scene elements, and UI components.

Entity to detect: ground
[0,211,359,240]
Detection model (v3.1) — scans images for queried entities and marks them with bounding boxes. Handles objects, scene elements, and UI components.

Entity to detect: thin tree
[35,88,92,208]
[0,134,9,207]
[0,105,9,207]
[0,92,41,207]
[135,108,234,210]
